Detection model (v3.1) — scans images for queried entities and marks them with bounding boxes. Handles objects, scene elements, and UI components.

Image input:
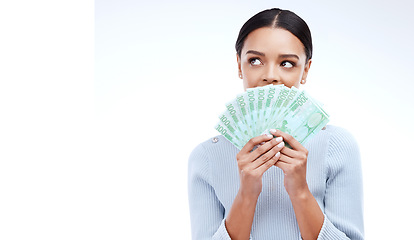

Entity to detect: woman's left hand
[270,129,309,198]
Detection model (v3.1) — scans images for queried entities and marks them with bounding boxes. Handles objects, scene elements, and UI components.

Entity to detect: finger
[250,139,284,169]
[269,129,306,152]
[280,147,303,159]
[255,150,281,174]
[250,136,284,161]
[275,160,290,173]
[277,153,294,164]
[239,133,274,155]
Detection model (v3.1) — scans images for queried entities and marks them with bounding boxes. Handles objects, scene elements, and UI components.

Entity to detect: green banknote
[273,90,329,145]
[246,88,258,136]
[214,123,244,149]
[225,101,250,139]
[215,85,329,150]
[235,93,254,137]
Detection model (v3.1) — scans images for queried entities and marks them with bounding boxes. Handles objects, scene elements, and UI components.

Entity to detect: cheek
[292,81,301,88]
[242,70,259,86]
[284,69,304,87]
[242,78,254,90]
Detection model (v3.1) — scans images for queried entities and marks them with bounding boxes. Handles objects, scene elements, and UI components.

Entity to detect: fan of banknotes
[215,85,330,150]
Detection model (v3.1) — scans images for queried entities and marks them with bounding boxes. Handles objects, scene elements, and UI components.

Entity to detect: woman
[188,8,363,240]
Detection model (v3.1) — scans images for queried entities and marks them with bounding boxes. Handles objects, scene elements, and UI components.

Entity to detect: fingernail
[275,152,280,158]
[270,129,277,134]
[266,134,273,138]
[277,141,285,148]
[275,137,283,142]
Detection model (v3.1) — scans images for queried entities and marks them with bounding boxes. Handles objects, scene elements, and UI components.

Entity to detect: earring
[301,80,305,84]
[239,74,242,79]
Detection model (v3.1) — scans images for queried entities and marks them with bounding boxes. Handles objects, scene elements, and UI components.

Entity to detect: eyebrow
[279,54,299,60]
[245,50,300,60]
[246,50,265,56]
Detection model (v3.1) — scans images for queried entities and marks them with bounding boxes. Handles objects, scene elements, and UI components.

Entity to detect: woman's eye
[281,61,294,68]
[249,58,262,66]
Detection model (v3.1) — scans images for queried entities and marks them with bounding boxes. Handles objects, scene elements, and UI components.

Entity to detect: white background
[1,0,414,239]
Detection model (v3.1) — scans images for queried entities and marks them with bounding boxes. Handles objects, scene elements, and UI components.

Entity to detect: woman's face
[237,27,311,91]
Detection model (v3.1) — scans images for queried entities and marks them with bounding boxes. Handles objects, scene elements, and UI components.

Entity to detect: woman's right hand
[226,134,284,239]
[236,133,285,199]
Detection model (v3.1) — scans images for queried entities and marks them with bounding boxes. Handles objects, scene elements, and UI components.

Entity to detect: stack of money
[215,85,330,150]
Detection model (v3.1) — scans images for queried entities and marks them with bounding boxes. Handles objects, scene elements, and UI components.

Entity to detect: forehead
[242,27,306,58]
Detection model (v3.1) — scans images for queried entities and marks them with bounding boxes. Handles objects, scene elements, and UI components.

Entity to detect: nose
[262,65,280,84]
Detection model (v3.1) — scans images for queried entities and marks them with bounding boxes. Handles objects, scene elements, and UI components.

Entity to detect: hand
[236,134,284,199]
[270,129,309,198]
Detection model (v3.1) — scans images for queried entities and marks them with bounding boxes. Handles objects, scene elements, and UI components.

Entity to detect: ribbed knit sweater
[188,125,364,239]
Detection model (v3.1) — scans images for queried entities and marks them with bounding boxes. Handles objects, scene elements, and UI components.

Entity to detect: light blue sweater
[188,125,364,239]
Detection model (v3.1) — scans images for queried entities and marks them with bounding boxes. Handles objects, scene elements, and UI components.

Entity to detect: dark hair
[235,8,312,61]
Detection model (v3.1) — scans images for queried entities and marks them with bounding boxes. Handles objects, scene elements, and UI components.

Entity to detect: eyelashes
[248,58,296,68]
[281,61,295,68]
[248,57,262,66]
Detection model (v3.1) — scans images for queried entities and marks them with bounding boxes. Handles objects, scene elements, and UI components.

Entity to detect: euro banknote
[215,85,330,150]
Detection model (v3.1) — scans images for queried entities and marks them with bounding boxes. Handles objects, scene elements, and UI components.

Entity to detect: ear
[237,53,242,78]
[301,59,312,84]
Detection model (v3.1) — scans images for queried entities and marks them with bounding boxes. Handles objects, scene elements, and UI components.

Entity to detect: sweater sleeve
[188,143,232,240]
[317,127,364,239]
